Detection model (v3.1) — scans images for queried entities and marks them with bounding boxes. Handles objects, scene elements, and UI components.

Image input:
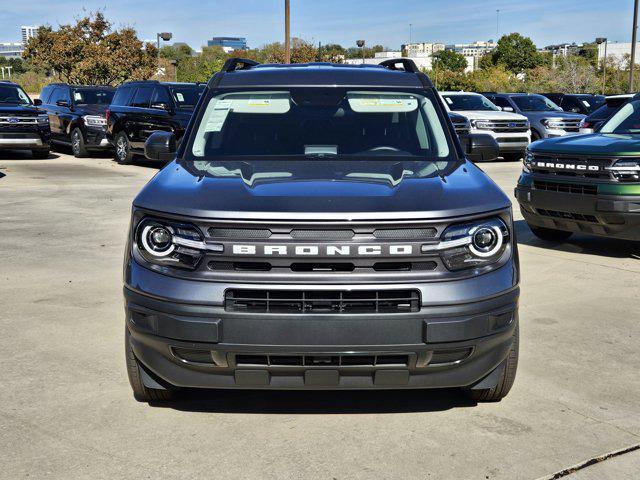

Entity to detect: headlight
[607,158,640,182]
[523,149,534,172]
[37,114,49,124]
[83,115,107,127]
[422,218,510,271]
[134,218,222,270]
[541,118,564,129]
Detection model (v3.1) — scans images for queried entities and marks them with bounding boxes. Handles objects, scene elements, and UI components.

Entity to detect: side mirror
[145,131,177,162]
[460,133,500,163]
[33,98,42,106]
[56,99,70,108]
[503,106,514,112]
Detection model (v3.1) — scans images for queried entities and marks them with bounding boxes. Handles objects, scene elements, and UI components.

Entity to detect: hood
[530,133,640,156]
[523,111,585,122]
[74,104,108,116]
[0,104,41,116]
[454,110,528,121]
[133,159,510,221]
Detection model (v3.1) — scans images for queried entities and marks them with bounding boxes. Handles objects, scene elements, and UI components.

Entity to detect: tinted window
[589,103,627,122]
[492,97,512,109]
[112,86,134,106]
[601,100,640,134]
[0,84,31,105]
[511,95,561,112]
[170,86,201,109]
[72,88,114,105]
[48,87,69,105]
[151,86,172,108]
[131,87,153,108]
[441,94,499,111]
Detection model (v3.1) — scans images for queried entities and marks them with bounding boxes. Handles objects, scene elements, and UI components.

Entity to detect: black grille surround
[533,180,597,195]
[529,153,619,181]
[225,289,421,314]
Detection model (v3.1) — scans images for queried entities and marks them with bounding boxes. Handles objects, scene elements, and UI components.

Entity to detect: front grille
[499,137,529,143]
[225,289,421,314]
[373,227,437,239]
[530,154,613,180]
[0,115,39,125]
[533,180,597,195]
[208,228,272,239]
[290,229,354,239]
[477,121,529,133]
[536,209,598,223]
[235,353,410,367]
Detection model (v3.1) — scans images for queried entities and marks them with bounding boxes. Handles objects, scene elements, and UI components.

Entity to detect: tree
[23,12,157,85]
[432,50,468,72]
[160,43,194,63]
[344,44,384,59]
[175,46,227,82]
[492,33,541,73]
[318,43,345,63]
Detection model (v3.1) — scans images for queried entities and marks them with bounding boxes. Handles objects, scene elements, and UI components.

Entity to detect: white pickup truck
[440,91,531,161]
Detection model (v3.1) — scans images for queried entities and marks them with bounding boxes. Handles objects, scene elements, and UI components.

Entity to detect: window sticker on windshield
[348,94,418,112]
[74,92,82,101]
[248,98,272,107]
[176,92,185,102]
[444,97,453,105]
[582,100,591,107]
[225,95,290,114]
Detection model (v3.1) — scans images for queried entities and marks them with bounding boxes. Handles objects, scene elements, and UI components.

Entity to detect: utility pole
[631,0,639,92]
[409,23,412,44]
[284,0,291,64]
[596,38,608,95]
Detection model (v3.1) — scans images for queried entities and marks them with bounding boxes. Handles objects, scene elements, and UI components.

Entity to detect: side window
[131,87,153,108]
[151,86,171,109]
[493,97,512,109]
[112,86,133,106]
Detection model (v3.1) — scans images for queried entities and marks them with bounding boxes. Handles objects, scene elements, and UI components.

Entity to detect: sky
[0,0,635,50]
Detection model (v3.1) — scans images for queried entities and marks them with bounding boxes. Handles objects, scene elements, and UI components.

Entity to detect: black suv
[39,83,115,157]
[106,81,204,164]
[541,93,605,116]
[124,58,519,403]
[0,81,50,158]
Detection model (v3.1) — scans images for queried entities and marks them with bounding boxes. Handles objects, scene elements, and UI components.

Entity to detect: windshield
[441,94,498,112]
[512,95,561,112]
[72,88,114,105]
[577,95,605,113]
[600,100,640,134]
[189,88,452,162]
[0,84,31,105]
[171,86,202,109]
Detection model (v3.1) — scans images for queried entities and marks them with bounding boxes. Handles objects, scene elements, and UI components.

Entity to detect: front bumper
[124,260,519,390]
[470,128,530,153]
[515,177,640,240]
[84,127,111,149]
[0,131,50,150]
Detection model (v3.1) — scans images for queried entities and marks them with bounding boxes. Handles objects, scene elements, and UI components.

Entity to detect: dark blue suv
[123,59,519,403]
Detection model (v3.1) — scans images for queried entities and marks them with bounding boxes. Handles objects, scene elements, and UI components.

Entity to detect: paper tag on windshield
[176,93,185,102]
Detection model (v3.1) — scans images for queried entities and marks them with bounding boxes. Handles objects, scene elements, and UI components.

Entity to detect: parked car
[440,91,531,161]
[484,93,585,141]
[106,81,204,164]
[448,112,499,162]
[124,58,519,403]
[516,93,640,242]
[0,80,50,158]
[541,93,605,116]
[579,94,634,134]
[39,83,115,157]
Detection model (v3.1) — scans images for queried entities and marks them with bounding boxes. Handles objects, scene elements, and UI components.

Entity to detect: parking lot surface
[1,151,639,479]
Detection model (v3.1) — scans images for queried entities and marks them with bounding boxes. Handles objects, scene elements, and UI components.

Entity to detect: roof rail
[221,57,260,73]
[378,58,420,73]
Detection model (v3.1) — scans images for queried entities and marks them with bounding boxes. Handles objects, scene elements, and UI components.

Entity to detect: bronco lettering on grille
[231,245,414,256]
[537,162,600,171]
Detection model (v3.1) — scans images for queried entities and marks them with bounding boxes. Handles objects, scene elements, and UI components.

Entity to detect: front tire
[529,225,573,242]
[465,324,519,402]
[71,128,88,158]
[125,328,174,402]
[114,132,134,164]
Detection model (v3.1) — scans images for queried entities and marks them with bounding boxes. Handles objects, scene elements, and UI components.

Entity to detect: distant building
[597,42,640,66]
[402,42,445,57]
[21,26,38,46]
[207,36,247,51]
[543,43,583,57]
[0,42,24,59]
[445,40,496,58]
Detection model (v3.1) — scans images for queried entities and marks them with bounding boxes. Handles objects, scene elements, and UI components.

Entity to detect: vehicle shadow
[0,150,61,161]
[150,388,477,414]
[514,219,640,259]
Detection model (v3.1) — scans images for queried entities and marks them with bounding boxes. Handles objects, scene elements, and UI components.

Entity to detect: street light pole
[284,0,291,64]
[631,0,639,92]
[156,32,173,80]
[357,40,365,64]
[596,37,608,95]
[409,23,412,44]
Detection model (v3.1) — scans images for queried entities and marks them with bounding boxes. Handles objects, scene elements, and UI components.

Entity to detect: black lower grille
[172,347,214,364]
[536,209,598,223]
[225,289,421,314]
[235,353,410,367]
[533,180,597,195]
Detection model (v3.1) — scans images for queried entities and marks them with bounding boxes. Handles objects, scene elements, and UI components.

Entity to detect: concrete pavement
[0,151,638,479]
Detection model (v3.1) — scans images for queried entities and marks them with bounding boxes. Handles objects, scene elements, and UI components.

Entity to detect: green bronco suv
[516,94,640,241]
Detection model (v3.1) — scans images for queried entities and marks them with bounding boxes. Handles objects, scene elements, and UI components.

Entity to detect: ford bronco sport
[124,58,520,403]
[517,93,640,242]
